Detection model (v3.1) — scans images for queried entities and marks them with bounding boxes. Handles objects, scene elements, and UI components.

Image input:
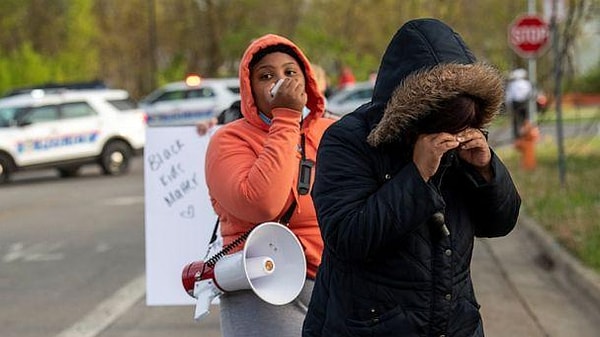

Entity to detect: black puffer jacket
[303,18,521,337]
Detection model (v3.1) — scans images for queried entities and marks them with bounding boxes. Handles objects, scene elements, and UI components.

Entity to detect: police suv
[0,89,146,183]
[139,75,240,126]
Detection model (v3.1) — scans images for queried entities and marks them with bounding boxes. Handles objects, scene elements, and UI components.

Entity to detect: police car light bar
[185,74,202,87]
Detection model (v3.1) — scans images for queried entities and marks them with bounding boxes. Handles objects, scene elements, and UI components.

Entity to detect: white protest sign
[144,126,218,306]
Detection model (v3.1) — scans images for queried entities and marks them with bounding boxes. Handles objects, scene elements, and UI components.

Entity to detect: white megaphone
[181,222,306,321]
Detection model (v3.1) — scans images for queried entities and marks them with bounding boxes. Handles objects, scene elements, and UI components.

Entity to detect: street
[0,159,146,337]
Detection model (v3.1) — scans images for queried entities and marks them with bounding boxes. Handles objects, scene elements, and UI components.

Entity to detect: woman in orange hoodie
[204,34,334,336]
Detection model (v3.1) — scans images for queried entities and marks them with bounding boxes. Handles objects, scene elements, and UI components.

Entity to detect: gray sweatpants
[219,279,314,337]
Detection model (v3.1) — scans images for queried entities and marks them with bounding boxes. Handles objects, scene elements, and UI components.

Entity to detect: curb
[519,213,600,312]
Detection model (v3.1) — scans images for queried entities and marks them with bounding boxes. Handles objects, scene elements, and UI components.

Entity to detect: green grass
[496,133,600,270]
[537,105,600,124]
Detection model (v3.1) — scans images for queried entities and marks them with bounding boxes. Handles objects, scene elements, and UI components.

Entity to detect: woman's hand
[269,78,306,113]
[413,133,460,182]
[196,117,218,136]
[456,128,493,181]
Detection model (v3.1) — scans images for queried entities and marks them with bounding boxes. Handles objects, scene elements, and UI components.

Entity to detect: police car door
[53,101,102,159]
[178,87,218,123]
[15,104,65,165]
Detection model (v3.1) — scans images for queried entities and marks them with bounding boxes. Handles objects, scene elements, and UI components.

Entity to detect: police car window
[227,86,240,94]
[187,88,215,99]
[26,105,59,123]
[154,90,186,102]
[61,102,97,119]
[0,107,18,126]
[108,99,137,111]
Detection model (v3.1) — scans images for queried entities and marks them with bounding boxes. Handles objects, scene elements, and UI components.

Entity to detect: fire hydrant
[514,120,540,171]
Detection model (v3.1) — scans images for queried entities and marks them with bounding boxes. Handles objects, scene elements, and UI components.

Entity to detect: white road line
[54,274,146,337]
[3,242,65,262]
[102,196,145,206]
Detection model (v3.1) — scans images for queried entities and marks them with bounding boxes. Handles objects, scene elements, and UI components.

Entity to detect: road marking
[3,242,64,262]
[102,196,145,206]
[95,243,111,253]
[54,274,146,337]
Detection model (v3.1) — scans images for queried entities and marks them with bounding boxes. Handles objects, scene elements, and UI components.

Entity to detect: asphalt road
[0,159,147,337]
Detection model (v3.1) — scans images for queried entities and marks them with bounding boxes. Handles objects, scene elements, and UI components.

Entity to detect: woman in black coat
[303,18,521,337]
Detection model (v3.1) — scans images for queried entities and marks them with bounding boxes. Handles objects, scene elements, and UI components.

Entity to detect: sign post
[508,13,551,124]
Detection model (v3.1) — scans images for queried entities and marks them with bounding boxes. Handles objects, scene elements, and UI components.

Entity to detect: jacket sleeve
[205,108,301,223]
[312,120,445,262]
[461,151,521,238]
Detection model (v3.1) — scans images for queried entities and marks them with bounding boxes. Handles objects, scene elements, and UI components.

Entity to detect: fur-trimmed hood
[367,62,504,146]
[366,18,504,147]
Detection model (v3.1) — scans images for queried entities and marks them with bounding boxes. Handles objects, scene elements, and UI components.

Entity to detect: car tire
[57,166,81,178]
[100,140,132,176]
[0,153,14,184]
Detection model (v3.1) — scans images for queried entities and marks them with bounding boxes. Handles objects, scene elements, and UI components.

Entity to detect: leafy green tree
[95,0,157,98]
[0,0,98,95]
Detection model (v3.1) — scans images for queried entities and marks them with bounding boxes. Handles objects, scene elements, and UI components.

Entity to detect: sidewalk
[474,215,600,337]
[97,214,600,337]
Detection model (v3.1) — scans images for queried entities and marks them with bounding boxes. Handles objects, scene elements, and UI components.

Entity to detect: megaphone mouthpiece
[246,256,275,279]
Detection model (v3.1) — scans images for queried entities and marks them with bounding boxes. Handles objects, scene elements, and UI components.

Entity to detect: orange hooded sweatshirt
[205,34,334,279]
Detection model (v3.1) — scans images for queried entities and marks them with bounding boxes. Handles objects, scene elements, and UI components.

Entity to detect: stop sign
[508,14,550,58]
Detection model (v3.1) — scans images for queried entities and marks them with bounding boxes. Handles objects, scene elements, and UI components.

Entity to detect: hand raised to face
[412,128,492,182]
[268,77,306,112]
[413,132,460,182]
[455,128,493,181]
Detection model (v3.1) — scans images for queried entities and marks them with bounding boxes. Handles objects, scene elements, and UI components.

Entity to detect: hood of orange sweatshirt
[238,34,326,131]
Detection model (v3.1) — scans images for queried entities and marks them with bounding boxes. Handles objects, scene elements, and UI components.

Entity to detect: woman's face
[250,52,305,117]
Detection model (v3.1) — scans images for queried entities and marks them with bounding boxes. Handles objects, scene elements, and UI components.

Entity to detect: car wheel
[0,153,14,184]
[57,166,81,178]
[100,140,132,176]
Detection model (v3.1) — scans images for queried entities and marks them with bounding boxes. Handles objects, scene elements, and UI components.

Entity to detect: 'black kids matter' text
[146,139,200,210]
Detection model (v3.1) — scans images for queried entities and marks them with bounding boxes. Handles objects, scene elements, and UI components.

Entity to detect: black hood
[366,18,504,147]
[372,18,475,105]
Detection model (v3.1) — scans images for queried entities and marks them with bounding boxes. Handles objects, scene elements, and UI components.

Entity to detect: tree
[0,0,98,95]
[94,0,153,98]
[0,0,595,100]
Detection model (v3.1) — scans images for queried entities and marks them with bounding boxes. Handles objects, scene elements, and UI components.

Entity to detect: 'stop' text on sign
[508,14,550,58]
